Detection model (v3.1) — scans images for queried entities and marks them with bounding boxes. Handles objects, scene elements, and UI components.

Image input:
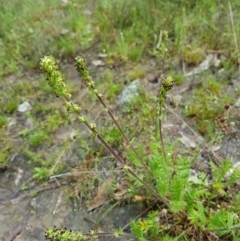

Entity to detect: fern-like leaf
[211,159,232,183]
[208,210,237,236]
[188,202,207,228]
[169,200,187,213]
[227,168,240,185]
[169,175,187,202]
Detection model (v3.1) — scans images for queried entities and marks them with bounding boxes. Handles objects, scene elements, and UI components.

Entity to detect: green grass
[185,74,235,139]
[1,0,239,76]
[94,0,240,64]
[0,115,8,128]
[28,129,48,147]
[0,0,93,75]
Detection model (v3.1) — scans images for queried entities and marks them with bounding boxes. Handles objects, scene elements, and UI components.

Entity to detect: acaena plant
[41,56,240,241]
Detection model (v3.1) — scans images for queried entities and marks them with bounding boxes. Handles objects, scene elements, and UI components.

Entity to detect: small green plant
[182,45,205,65]
[185,76,234,139]
[28,129,48,147]
[0,151,8,170]
[41,56,240,241]
[5,99,18,114]
[45,226,127,241]
[0,142,12,170]
[99,69,122,100]
[33,167,50,181]
[0,115,7,128]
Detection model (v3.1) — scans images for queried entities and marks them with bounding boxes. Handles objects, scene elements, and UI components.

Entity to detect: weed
[99,69,122,100]
[1,1,240,239]
[94,1,240,66]
[0,115,7,128]
[28,129,48,147]
[185,75,234,139]
[127,67,146,81]
[41,56,240,240]
[172,73,184,85]
[0,142,12,170]
[1,0,239,78]
[43,110,68,133]
[0,152,8,170]
[4,99,18,114]
[100,126,122,148]
[0,0,93,76]
[182,45,205,65]
[33,167,50,181]
[23,149,43,165]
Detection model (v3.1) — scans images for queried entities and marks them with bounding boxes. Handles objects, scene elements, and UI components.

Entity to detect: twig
[50,169,121,179]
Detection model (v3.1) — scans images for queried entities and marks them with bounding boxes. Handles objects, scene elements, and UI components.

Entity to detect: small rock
[98,53,108,58]
[7,117,16,127]
[231,78,240,89]
[117,79,140,105]
[169,94,182,107]
[60,28,69,35]
[14,168,24,186]
[235,98,240,108]
[92,60,105,67]
[179,132,196,149]
[17,101,31,112]
[184,54,222,77]
[30,198,37,209]
[25,118,34,128]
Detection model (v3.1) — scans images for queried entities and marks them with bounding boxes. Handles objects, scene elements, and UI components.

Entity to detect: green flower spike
[40,56,71,99]
[158,76,175,111]
[75,56,96,89]
[157,76,175,164]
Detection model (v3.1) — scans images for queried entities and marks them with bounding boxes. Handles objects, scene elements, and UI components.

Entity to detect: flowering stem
[75,56,153,177]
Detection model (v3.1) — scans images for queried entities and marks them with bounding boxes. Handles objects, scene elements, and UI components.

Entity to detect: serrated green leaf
[169,175,186,201]
[227,168,240,185]
[188,203,207,228]
[169,200,187,213]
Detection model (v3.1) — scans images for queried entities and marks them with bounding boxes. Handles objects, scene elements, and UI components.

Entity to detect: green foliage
[100,70,122,100]
[0,115,7,128]
[188,202,207,228]
[43,110,67,133]
[45,226,124,240]
[182,45,205,65]
[33,167,50,180]
[1,0,240,76]
[101,126,122,147]
[131,211,162,241]
[95,0,240,64]
[0,0,93,76]
[227,168,240,186]
[211,159,232,183]
[41,57,240,240]
[2,1,240,238]
[185,76,234,139]
[0,142,11,170]
[28,129,48,147]
[0,151,8,169]
[4,99,18,114]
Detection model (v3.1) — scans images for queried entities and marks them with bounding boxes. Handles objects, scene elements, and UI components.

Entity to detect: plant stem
[96,93,153,176]
[83,118,166,204]
[75,56,153,177]
[158,107,167,164]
